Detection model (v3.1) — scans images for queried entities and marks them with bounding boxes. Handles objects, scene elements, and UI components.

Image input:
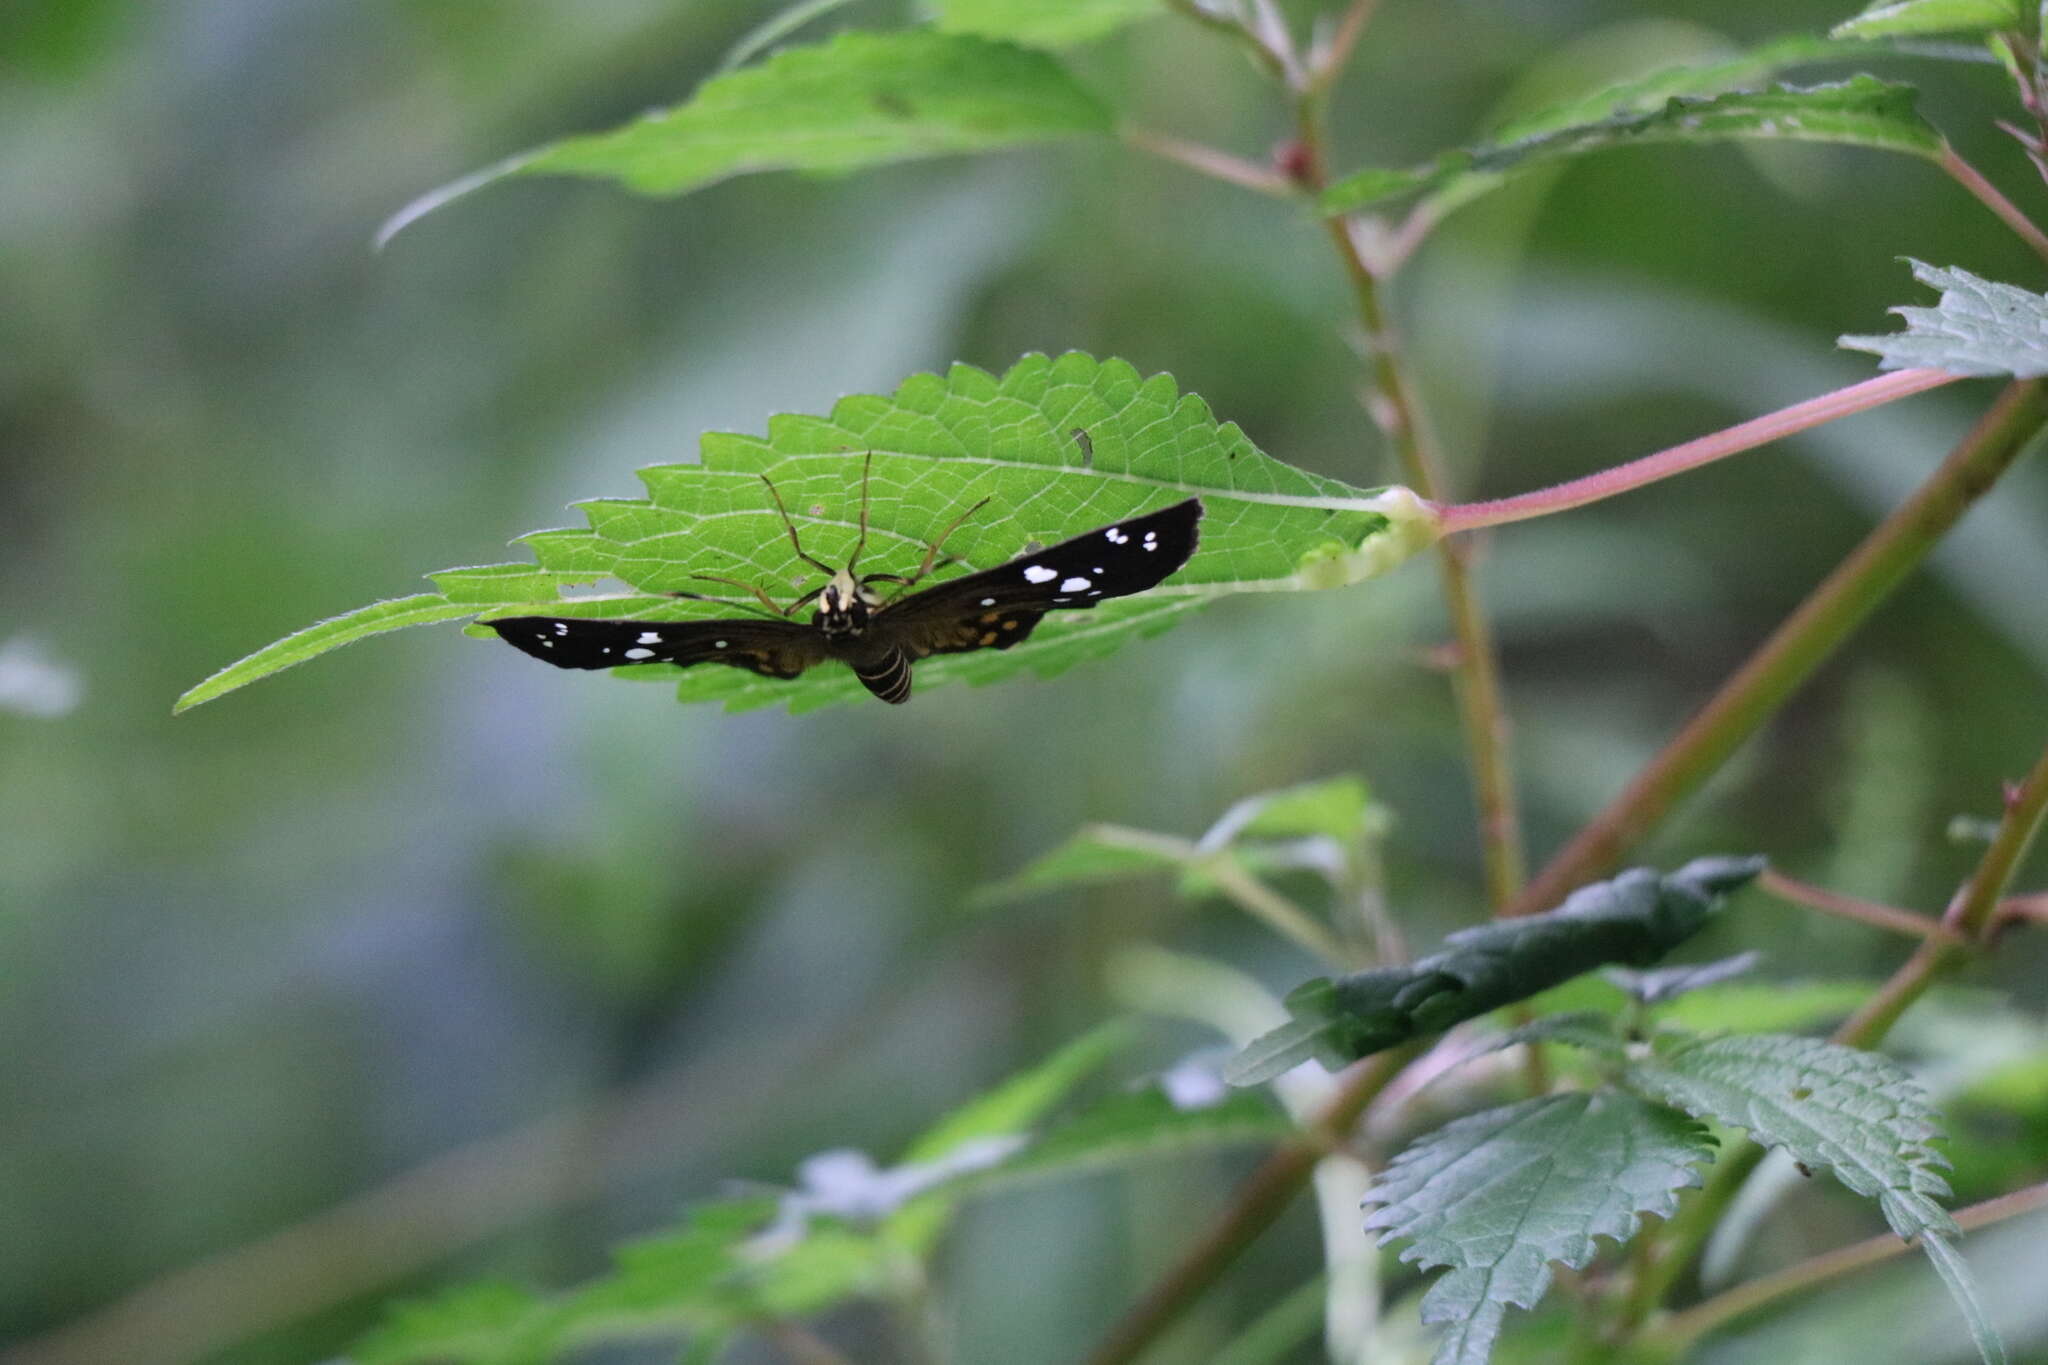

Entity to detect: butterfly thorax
[813,569,884,640]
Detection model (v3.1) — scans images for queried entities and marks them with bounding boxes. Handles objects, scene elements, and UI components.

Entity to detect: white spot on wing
[980,597,996,607]
[1105,527,1128,545]
[637,631,661,644]
[715,640,728,649]
[624,647,655,660]
[1022,565,1057,584]
[1059,576,1091,593]
[553,623,569,635]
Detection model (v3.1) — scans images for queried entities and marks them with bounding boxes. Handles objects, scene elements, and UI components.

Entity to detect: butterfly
[489,465,1203,705]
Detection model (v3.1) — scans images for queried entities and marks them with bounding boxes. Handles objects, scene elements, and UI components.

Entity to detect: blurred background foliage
[2,1,2045,1362]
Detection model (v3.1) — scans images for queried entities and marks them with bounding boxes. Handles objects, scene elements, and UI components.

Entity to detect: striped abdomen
[850,647,913,704]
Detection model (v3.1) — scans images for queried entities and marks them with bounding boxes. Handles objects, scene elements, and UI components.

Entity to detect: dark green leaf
[379,31,1112,240]
[1365,1093,1716,1365]
[1323,77,1944,215]
[1226,857,1766,1084]
[1840,259,2048,375]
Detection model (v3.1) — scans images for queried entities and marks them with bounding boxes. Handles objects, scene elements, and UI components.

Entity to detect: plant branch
[1997,890,2048,928]
[1081,1047,1416,1365]
[1304,0,1382,104]
[1756,868,1960,943]
[1202,854,1357,967]
[1616,733,2048,1335]
[1649,1180,2048,1351]
[1837,738,2048,1047]
[1120,127,1296,196]
[1435,369,1963,536]
[1508,378,2048,916]
[1081,825,1351,965]
[1163,0,1289,83]
[1938,143,2048,267]
[1316,209,1526,910]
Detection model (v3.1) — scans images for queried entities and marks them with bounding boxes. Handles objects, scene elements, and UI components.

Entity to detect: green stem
[1508,378,2048,916]
[1307,166,1527,914]
[1080,1047,1416,1365]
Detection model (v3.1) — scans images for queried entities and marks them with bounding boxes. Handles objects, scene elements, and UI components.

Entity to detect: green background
[3,1,2044,1362]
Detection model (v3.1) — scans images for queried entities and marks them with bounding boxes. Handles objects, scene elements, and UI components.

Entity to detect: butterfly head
[813,567,882,639]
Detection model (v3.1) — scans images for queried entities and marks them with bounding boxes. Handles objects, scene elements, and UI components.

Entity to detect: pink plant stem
[1435,368,1963,536]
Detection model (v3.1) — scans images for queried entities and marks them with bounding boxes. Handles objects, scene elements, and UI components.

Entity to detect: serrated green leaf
[1202,774,1381,848]
[1365,1093,1716,1365]
[972,825,1189,906]
[1629,1032,1957,1239]
[1225,857,1766,1084]
[967,1083,1291,1190]
[1324,76,1944,214]
[379,30,1111,240]
[936,0,1163,47]
[183,354,1435,714]
[886,1021,1129,1250]
[348,1281,556,1365]
[899,1021,1129,1166]
[1841,259,2048,375]
[1833,0,2024,38]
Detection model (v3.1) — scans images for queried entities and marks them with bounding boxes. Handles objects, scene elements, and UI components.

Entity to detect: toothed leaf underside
[1841,259,2048,377]
[1365,1092,1716,1365]
[1628,1031,1956,1239]
[180,353,1432,713]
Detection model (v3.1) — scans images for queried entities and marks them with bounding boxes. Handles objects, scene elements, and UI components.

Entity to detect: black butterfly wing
[489,615,826,680]
[878,497,1202,659]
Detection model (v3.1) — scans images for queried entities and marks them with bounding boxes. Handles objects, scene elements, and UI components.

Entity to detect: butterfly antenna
[757,473,838,576]
[848,452,873,572]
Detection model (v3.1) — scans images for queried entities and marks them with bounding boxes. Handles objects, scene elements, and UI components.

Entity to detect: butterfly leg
[757,473,841,577]
[686,573,801,618]
[870,496,990,594]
